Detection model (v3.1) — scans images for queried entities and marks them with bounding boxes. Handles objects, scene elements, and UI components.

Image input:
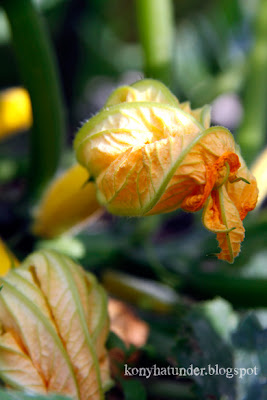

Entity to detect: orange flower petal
[181,151,240,213]
[202,186,245,263]
[227,150,258,220]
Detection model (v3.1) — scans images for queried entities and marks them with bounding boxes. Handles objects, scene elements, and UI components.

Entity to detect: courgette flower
[74,79,258,263]
[0,250,111,399]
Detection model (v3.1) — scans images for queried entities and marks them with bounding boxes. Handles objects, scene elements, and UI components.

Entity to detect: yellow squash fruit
[74,79,258,263]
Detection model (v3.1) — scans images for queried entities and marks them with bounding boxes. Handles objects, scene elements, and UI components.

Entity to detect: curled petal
[202,186,245,263]
[227,149,258,220]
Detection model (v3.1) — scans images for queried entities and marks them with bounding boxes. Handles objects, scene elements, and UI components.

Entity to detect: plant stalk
[237,0,267,164]
[2,0,66,200]
[135,0,174,86]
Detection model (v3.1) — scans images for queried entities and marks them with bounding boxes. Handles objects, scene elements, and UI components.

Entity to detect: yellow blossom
[0,87,32,139]
[0,238,19,277]
[32,164,103,238]
[74,79,258,263]
[0,249,112,399]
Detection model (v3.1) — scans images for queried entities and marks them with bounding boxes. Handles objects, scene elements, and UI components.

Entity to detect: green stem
[184,272,267,308]
[237,0,267,165]
[102,270,180,313]
[135,0,174,86]
[141,241,267,307]
[2,0,65,200]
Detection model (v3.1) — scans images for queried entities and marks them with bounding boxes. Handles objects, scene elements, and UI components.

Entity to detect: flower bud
[0,250,111,399]
[32,164,102,238]
[74,79,258,262]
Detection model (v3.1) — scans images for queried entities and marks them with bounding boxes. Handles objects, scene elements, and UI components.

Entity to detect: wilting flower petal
[32,164,103,238]
[202,186,245,263]
[0,250,111,399]
[74,79,258,262]
[0,87,32,139]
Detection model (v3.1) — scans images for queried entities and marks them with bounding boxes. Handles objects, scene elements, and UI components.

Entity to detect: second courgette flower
[74,79,258,263]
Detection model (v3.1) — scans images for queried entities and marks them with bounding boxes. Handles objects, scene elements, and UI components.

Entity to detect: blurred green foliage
[0,0,267,399]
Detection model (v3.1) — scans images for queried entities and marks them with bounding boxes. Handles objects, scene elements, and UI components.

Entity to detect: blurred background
[0,0,267,399]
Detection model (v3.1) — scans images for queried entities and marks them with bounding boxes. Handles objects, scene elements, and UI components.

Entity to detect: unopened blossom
[0,250,112,399]
[32,164,103,238]
[74,79,258,263]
